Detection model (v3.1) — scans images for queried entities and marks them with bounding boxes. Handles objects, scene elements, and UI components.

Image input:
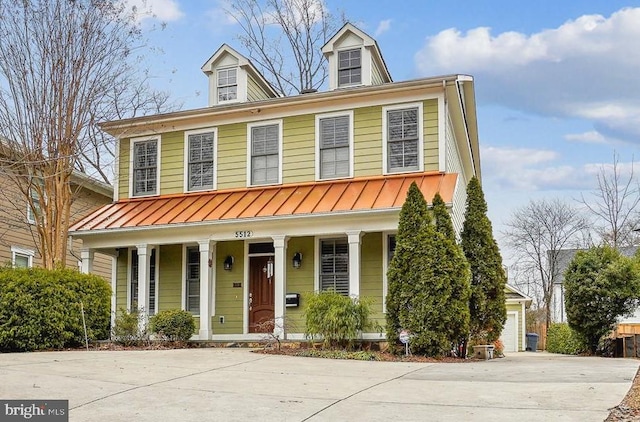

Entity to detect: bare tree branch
[580,152,640,248]
[503,198,590,329]
[225,0,345,96]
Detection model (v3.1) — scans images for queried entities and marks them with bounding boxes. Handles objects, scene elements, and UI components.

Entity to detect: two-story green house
[70,23,480,341]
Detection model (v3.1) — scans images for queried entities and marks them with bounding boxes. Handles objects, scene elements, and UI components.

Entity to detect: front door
[249,256,275,333]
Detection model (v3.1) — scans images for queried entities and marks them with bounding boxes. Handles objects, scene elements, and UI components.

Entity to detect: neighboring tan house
[70,23,481,341]
[0,158,113,278]
[502,284,532,352]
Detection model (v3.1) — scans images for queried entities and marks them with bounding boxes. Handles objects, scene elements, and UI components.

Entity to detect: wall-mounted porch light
[292,252,303,269]
[223,255,234,271]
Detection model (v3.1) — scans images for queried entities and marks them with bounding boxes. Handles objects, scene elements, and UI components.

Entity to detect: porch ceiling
[70,172,457,233]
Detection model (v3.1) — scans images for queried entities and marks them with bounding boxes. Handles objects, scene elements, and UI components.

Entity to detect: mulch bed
[606,366,640,421]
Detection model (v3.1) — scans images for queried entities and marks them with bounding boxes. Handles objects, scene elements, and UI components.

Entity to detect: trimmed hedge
[150,309,195,342]
[0,267,111,352]
[546,323,583,355]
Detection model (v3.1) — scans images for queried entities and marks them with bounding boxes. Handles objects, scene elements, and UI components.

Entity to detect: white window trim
[129,136,161,198]
[382,231,397,313]
[315,110,354,181]
[382,102,424,175]
[314,236,350,295]
[11,246,34,268]
[246,119,283,187]
[337,47,364,88]
[183,127,218,192]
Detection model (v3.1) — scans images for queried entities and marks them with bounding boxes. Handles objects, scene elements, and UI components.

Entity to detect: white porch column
[136,244,150,331]
[346,231,362,298]
[80,248,94,274]
[272,235,287,338]
[198,240,215,340]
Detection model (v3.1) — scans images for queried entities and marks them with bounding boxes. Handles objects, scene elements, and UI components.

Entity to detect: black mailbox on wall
[285,293,300,307]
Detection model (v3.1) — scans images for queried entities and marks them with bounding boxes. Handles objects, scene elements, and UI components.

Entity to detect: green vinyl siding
[217,123,247,189]
[247,76,272,102]
[115,248,128,310]
[284,237,315,332]
[423,99,439,171]
[507,303,524,351]
[360,232,384,328]
[282,114,315,183]
[354,106,383,176]
[212,241,244,334]
[160,131,184,195]
[158,245,182,311]
[118,139,130,200]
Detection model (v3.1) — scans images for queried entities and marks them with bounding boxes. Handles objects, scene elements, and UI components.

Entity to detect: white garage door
[501,313,518,352]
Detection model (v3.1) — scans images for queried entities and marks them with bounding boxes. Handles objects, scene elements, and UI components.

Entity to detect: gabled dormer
[201,44,278,107]
[322,23,392,91]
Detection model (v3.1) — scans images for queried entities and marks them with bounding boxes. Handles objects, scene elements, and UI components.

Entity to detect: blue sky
[128,0,640,259]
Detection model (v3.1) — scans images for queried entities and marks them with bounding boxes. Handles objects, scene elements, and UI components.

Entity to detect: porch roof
[70,172,457,233]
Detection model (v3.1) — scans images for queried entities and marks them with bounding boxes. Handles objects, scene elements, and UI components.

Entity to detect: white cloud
[125,0,184,22]
[415,7,640,143]
[564,131,607,144]
[375,19,391,37]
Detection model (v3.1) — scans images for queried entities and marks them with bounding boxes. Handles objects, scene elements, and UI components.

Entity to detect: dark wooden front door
[249,256,275,333]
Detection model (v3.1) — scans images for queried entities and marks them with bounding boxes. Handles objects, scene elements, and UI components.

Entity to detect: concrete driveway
[0,348,637,421]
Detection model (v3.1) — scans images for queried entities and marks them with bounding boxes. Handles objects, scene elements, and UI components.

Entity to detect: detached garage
[501,285,533,352]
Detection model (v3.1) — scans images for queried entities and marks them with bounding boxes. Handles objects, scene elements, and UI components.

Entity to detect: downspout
[455,77,477,177]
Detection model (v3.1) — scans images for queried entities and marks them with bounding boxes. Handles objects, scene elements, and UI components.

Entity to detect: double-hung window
[317,113,351,179]
[187,130,215,191]
[249,122,280,186]
[185,247,200,314]
[217,68,237,102]
[132,138,158,196]
[11,246,34,268]
[320,239,349,296]
[338,49,361,87]
[384,105,421,173]
[26,188,41,224]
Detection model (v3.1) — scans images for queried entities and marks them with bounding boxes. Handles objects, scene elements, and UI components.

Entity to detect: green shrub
[0,267,111,352]
[304,290,373,349]
[112,308,148,346]
[150,309,195,342]
[546,323,584,355]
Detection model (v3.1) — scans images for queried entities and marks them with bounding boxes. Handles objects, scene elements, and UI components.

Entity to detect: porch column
[198,240,215,340]
[346,231,362,297]
[80,248,94,274]
[136,244,150,331]
[272,235,287,338]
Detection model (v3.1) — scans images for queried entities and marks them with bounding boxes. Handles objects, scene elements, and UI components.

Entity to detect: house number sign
[234,230,253,238]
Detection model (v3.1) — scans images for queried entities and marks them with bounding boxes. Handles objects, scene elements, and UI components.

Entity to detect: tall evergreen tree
[460,177,507,342]
[386,182,430,343]
[432,193,472,351]
[386,183,471,356]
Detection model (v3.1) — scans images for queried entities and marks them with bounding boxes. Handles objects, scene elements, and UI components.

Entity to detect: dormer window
[217,68,237,102]
[338,49,361,87]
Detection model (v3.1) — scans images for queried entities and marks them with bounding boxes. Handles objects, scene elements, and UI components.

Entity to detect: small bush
[150,309,195,342]
[546,323,584,355]
[0,267,111,352]
[304,290,373,349]
[112,308,148,346]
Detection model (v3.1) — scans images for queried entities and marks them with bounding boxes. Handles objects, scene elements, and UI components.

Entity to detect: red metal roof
[70,172,458,232]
